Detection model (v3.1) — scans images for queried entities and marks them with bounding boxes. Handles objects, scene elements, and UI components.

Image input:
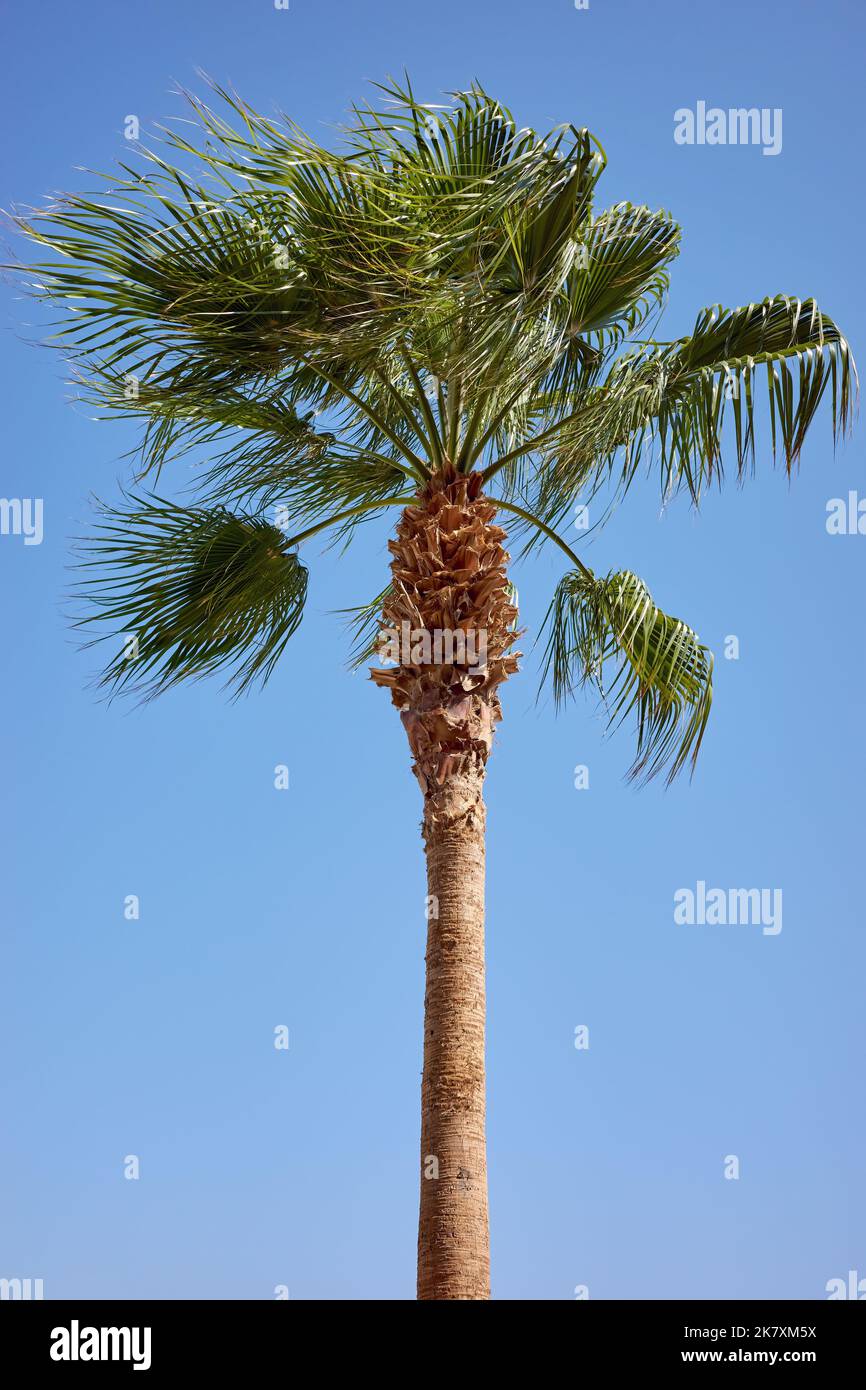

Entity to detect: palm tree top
[10,74,857,782]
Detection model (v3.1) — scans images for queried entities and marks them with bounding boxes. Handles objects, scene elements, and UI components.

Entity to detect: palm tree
[13,77,855,1301]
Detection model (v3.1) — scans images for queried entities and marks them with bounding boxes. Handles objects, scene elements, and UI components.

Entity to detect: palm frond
[642,295,856,498]
[74,494,308,698]
[7,75,854,738]
[548,295,855,506]
[76,361,328,480]
[562,201,679,347]
[483,295,856,547]
[340,585,393,669]
[539,566,713,784]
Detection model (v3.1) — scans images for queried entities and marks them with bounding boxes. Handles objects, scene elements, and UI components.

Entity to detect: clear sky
[1,0,863,1300]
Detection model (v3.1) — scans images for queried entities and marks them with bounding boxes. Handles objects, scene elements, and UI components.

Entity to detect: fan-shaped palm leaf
[540,566,713,785]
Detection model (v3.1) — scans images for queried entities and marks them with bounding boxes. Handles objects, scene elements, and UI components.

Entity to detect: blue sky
[1,0,863,1300]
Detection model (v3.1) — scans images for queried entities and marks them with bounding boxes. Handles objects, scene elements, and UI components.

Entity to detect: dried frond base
[371,467,520,796]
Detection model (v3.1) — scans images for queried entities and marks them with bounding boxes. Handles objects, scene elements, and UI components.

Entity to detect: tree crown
[11,76,857,781]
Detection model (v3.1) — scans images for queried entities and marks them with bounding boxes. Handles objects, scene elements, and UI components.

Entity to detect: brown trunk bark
[417,765,489,1300]
[371,466,519,1300]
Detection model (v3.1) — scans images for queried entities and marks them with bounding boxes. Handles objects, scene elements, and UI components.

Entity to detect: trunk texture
[372,466,519,1300]
[418,764,489,1299]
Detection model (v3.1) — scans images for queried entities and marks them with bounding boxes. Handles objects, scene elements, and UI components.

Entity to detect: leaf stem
[284,494,415,549]
[493,497,593,577]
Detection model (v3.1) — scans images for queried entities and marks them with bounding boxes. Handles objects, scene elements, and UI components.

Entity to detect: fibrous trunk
[372,466,519,1300]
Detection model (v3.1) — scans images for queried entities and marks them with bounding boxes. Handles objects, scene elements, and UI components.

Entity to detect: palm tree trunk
[418,765,489,1299]
[372,466,519,1300]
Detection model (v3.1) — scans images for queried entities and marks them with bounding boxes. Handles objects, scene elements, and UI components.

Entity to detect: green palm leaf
[75,496,309,698]
[540,566,713,785]
[539,295,855,506]
[8,77,854,781]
